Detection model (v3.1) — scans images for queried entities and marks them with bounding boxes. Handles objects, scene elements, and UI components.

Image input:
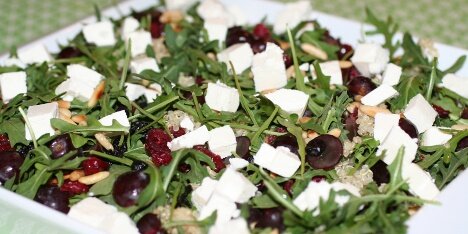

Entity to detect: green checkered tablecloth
[0,0,467,53]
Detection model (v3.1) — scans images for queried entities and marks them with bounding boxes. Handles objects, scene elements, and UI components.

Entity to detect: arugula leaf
[386,147,407,192]
[0,118,28,145]
[90,165,129,196]
[365,8,400,57]
[311,60,331,91]
[51,118,129,136]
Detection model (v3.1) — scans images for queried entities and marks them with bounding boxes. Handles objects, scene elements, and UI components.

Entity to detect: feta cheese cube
[67,64,104,84]
[208,125,237,158]
[252,43,287,92]
[402,163,440,200]
[99,110,131,130]
[68,197,118,228]
[360,84,398,106]
[316,61,343,85]
[403,94,437,133]
[205,82,240,113]
[209,218,249,234]
[121,17,140,39]
[299,63,310,72]
[168,125,210,151]
[145,83,163,103]
[192,177,218,210]
[229,158,249,170]
[17,44,51,64]
[99,212,139,234]
[214,168,257,203]
[125,83,146,101]
[180,116,195,132]
[0,71,27,103]
[273,1,311,34]
[440,73,468,98]
[217,43,254,74]
[198,193,238,224]
[351,43,389,76]
[130,57,160,74]
[381,63,402,86]
[166,0,198,11]
[373,113,400,143]
[25,102,59,140]
[197,0,227,21]
[82,21,116,47]
[254,144,301,177]
[54,79,74,101]
[421,127,452,147]
[377,125,418,165]
[126,30,152,57]
[204,18,228,45]
[264,88,309,117]
[55,64,104,101]
[0,58,26,68]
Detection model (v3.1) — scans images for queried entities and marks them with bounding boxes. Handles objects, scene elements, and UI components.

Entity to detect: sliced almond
[95,133,114,151]
[57,100,71,109]
[299,117,311,124]
[359,105,391,117]
[71,114,88,126]
[301,43,328,60]
[59,108,72,118]
[279,41,290,50]
[354,95,363,102]
[78,171,110,185]
[307,130,319,139]
[260,88,277,95]
[339,60,353,69]
[346,102,362,113]
[328,128,341,138]
[60,114,77,125]
[87,81,106,108]
[64,170,85,181]
[160,10,183,24]
[452,124,468,131]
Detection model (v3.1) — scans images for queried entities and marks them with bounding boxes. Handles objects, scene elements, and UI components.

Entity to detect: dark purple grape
[398,118,418,139]
[57,47,83,59]
[322,30,341,46]
[432,105,450,118]
[34,185,70,213]
[236,136,251,158]
[250,38,267,54]
[305,135,343,170]
[248,207,284,231]
[347,76,376,98]
[337,44,353,60]
[131,160,148,171]
[343,107,359,140]
[283,54,292,68]
[0,151,24,183]
[461,108,468,119]
[303,109,313,118]
[112,171,149,207]
[48,134,74,159]
[456,137,468,152]
[137,213,167,234]
[370,160,390,185]
[342,66,361,84]
[272,134,298,155]
[226,26,253,47]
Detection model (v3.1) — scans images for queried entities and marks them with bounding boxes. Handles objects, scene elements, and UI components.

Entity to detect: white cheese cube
[99,212,139,234]
[0,58,26,68]
[82,21,116,47]
[351,43,389,76]
[318,61,343,85]
[180,116,195,132]
[197,0,227,21]
[17,44,51,64]
[252,43,288,92]
[125,83,146,101]
[217,43,254,74]
[226,6,247,26]
[144,83,163,103]
[130,57,160,74]
[214,168,257,203]
[121,17,140,39]
[381,63,402,86]
[254,144,301,177]
[55,64,104,101]
[440,73,468,98]
[209,218,249,234]
[204,18,228,45]
[252,43,287,92]
[68,197,118,229]
[67,64,104,85]
[166,0,198,11]
[402,163,440,200]
[126,30,152,57]
[421,127,452,147]
[373,113,400,143]
[403,94,437,133]
[265,88,309,117]
[208,125,237,158]
[299,63,309,71]
[99,110,131,130]
[168,125,210,151]
[229,158,249,170]
[0,71,27,103]
[54,79,74,101]
[377,125,417,165]
[191,177,218,210]
[273,0,311,34]
[25,102,59,140]
[361,84,398,106]
[205,82,240,113]
[198,193,238,224]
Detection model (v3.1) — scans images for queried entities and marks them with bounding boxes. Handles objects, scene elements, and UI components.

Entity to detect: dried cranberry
[145,128,172,166]
[0,151,24,183]
[34,185,70,213]
[282,180,295,196]
[347,76,376,97]
[193,145,225,172]
[342,66,361,84]
[311,176,326,182]
[81,156,109,175]
[253,23,270,40]
[60,180,89,195]
[432,105,450,118]
[195,76,205,85]
[149,12,165,38]
[0,134,13,152]
[344,107,359,140]
[137,213,167,234]
[113,171,150,207]
[178,163,191,173]
[170,127,186,138]
[283,54,293,68]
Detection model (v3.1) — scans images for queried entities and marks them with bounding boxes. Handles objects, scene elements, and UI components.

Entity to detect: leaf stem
[18,107,37,148]
[89,150,133,166]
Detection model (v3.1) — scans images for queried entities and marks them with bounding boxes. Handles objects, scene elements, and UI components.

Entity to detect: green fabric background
[0,0,466,53]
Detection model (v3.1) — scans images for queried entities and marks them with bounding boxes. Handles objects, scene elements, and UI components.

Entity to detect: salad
[0,0,467,233]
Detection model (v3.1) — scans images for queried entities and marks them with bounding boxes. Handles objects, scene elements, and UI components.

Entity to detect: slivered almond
[87,81,105,108]
[299,117,311,124]
[301,43,328,60]
[95,133,114,151]
[71,114,88,126]
[260,88,277,95]
[59,108,72,118]
[354,95,363,102]
[339,60,353,69]
[328,128,341,138]
[64,170,85,181]
[452,124,468,131]
[359,105,391,117]
[279,41,290,50]
[57,100,71,109]
[160,10,183,24]
[78,171,110,185]
[307,130,319,139]
[60,114,77,125]
[346,102,362,113]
